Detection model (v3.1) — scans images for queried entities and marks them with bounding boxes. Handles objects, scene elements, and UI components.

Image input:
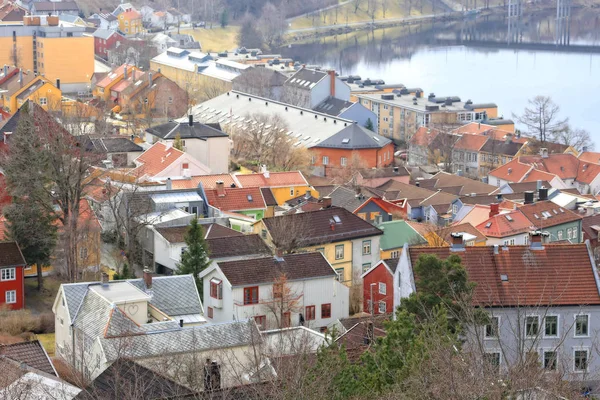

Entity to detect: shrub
[0,308,55,336]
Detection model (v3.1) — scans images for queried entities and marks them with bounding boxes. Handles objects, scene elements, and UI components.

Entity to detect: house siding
[362,263,393,315]
[0,266,24,310]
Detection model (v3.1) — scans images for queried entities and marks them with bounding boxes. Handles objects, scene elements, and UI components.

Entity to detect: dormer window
[210,279,222,300]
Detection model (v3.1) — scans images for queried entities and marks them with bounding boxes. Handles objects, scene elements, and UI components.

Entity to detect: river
[281,7,600,147]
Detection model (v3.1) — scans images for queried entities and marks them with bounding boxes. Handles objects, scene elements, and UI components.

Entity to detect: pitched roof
[505,181,551,193]
[489,158,534,182]
[378,220,427,250]
[357,166,410,179]
[260,188,278,206]
[0,341,56,376]
[205,186,266,211]
[216,252,335,286]
[75,359,194,400]
[313,123,392,149]
[442,222,487,244]
[579,152,600,164]
[420,171,497,196]
[92,28,121,40]
[410,126,440,147]
[456,204,503,227]
[313,97,355,116]
[453,134,488,151]
[452,122,495,135]
[171,174,237,190]
[146,120,227,140]
[134,142,194,177]
[61,274,202,323]
[518,200,582,227]
[0,241,26,267]
[284,68,327,89]
[204,223,244,239]
[89,136,143,153]
[328,186,368,213]
[261,206,382,247]
[235,171,308,188]
[479,138,524,156]
[582,214,600,242]
[206,235,271,259]
[476,211,533,238]
[373,180,437,202]
[408,244,600,306]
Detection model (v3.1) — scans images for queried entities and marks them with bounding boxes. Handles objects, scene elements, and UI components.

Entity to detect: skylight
[542,211,552,218]
[552,209,558,214]
[342,138,350,144]
[247,195,253,202]
[505,215,513,222]
[372,136,380,142]
[485,222,492,228]
[333,215,342,224]
[533,213,540,219]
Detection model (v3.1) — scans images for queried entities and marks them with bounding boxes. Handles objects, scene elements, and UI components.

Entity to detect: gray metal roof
[92,28,120,40]
[100,320,260,362]
[328,186,369,212]
[313,123,392,149]
[62,275,202,325]
[284,68,327,89]
[313,97,354,117]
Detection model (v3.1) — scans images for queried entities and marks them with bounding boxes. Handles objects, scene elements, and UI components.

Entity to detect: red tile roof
[577,161,600,185]
[519,154,579,180]
[205,187,266,211]
[408,244,600,306]
[488,158,533,182]
[453,134,488,151]
[171,174,237,190]
[409,126,440,147]
[234,171,308,188]
[96,64,132,88]
[579,152,600,164]
[517,200,582,227]
[452,122,495,135]
[134,142,184,177]
[121,9,141,19]
[476,211,534,238]
[520,169,557,183]
[354,197,404,214]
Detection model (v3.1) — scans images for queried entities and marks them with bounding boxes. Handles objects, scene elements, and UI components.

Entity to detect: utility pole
[370,283,376,315]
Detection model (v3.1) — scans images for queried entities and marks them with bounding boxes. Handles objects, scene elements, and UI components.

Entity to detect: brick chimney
[215,180,225,197]
[529,231,546,249]
[100,272,109,286]
[489,203,500,218]
[143,268,153,290]
[328,70,336,97]
[450,233,463,246]
[321,196,332,209]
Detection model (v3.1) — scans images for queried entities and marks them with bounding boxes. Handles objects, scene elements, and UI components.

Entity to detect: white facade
[485,233,530,246]
[202,265,350,331]
[351,236,382,280]
[146,133,230,175]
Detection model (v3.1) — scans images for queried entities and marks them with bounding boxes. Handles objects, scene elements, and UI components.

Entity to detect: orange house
[310,123,394,176]
[93,64,139,102]
[118,10,143,35]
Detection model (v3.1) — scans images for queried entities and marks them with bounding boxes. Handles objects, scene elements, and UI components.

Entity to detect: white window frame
[378,301,386,314]
[390,250,399,258]
[1,268,16,281]
[557,230,563,240]
[362,240,371,255]
[5,290,16,304]
[574,314,590,338]
[525,315,540,338]
[340,157,347,167]
[573,348,590,373]
[379,282,386,295]
[290,188,295,196]
[484,315,500,339]
[543,314,560,338]
[322,156,329,165]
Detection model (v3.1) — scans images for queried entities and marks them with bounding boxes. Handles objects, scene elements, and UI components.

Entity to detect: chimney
[540,148,548,158]
[215,180,225,197]
[536,180,542,190]
[124,65,127,80]
[179,319,184,327]
[2,65,7,76]
[524,191,534,205]
[166,177,172,190]
[321,196,332,209]
[100,272,109,286]
[456,169,463,177]
[489,203,500,218]
[415,181,420,187]
[18,69,22,83]
[496,193,503,202]
[505,133,512,144]
[538,187,548,201]
[55,78,60,90]
[148,72,153,85]
[328,70,335,97]
[188,114,193,127]
[143,268,153,290]
[393,166,399,174]
[450,233,464,251]
[529,231,544,249]
[263,169,270,179]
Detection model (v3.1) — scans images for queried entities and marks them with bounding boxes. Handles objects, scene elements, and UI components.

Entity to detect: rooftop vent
[500,274,509,282]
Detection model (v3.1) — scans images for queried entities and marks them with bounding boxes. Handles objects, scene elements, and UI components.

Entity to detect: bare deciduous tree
[513,96,569,145]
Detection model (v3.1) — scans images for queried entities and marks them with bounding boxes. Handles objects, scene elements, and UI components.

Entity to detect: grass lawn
[37,333,55,357]
[180,26,240,52]
[289,0,437,29]
[24,275,63,314]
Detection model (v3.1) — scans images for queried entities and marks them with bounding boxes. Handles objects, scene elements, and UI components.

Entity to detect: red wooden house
[361,259,397,315]
[0,241,26,310]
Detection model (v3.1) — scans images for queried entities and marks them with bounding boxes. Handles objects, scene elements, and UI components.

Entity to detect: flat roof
[89,281,151,304]
[356,92,472,113]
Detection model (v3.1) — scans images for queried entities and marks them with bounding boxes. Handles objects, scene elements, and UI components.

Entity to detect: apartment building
[0,16,94,93]
[356,91,498,143]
